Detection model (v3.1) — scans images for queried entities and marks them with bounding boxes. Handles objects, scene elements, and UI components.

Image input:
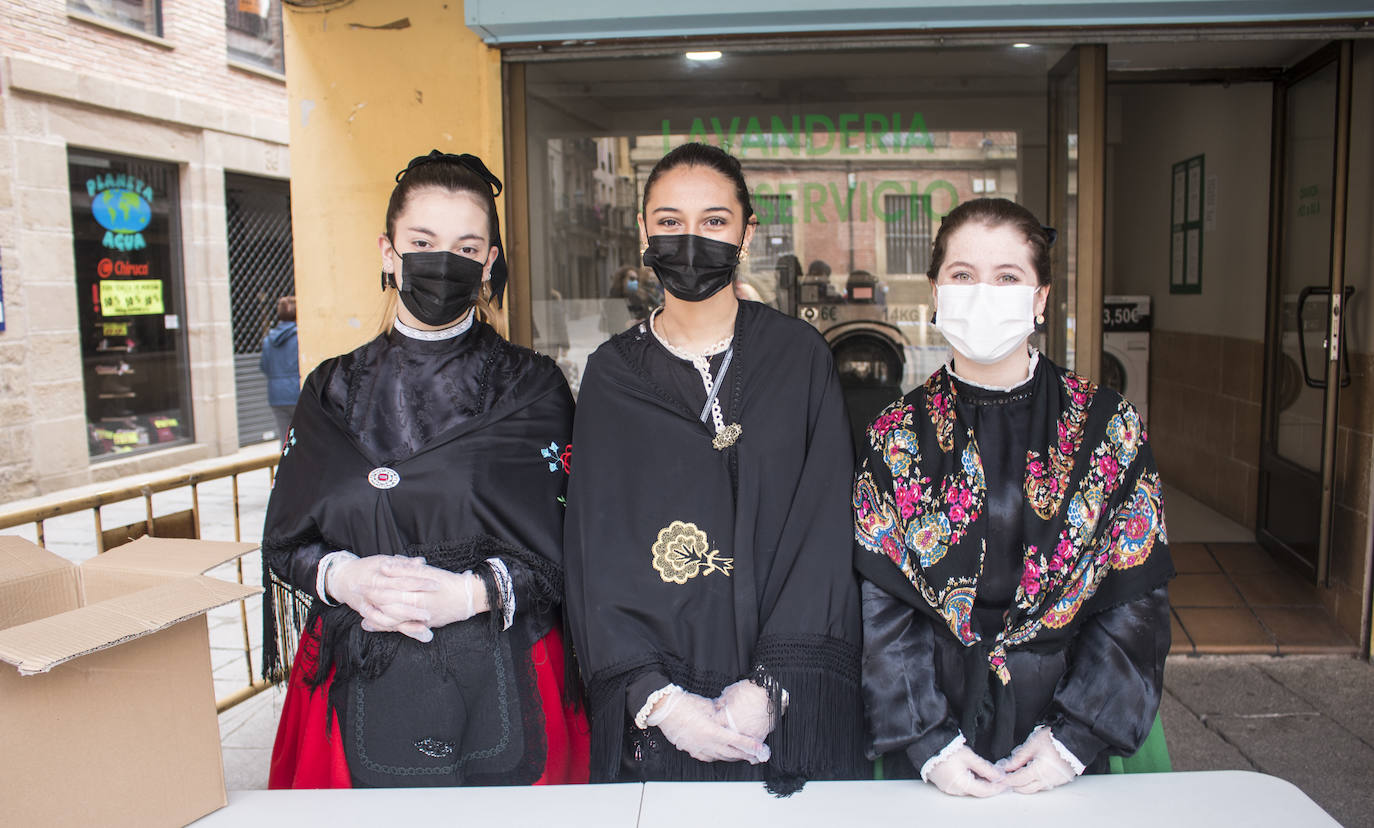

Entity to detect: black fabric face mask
[388,250,484,326]
[642,233,742,302]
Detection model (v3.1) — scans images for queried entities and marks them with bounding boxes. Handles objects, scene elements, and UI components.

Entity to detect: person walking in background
[601,264,657,336]
[854,198,1174,797]
[260,295,299,442]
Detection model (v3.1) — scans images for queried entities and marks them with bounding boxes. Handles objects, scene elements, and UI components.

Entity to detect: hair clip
[395,149,503,196]
[1042,225,1058,247]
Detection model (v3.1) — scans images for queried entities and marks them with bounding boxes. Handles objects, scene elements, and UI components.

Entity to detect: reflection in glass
[69,0,161,36]
[524,47,1057,408]
[226,0,286,74]
[1275,61,1338,473]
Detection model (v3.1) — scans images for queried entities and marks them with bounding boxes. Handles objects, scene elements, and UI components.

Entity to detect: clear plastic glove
[647,688,771,764]
[326,554,439,642]
[925,745,1007,797]
[411,567,489,630]
[713,680,779,742]
[1000,727,1080,794]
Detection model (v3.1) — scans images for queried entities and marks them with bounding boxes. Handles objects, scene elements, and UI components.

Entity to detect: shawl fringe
[754,634,868,794]
[260,534,321,683]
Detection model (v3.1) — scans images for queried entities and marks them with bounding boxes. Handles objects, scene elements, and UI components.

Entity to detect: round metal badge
[367,467,400,489]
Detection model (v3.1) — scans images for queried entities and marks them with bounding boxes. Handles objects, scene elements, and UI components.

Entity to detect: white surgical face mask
[934,283,1037,365]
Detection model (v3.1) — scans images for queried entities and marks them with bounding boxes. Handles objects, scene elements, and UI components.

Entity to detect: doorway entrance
[1102,38,1369,650]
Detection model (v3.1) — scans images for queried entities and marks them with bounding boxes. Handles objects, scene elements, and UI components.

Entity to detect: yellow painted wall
[281,0,503,374]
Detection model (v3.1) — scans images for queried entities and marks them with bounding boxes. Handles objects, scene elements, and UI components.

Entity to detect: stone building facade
[1,0,290,499]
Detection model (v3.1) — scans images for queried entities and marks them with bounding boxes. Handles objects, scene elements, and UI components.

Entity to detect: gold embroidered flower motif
[651,521,734,584]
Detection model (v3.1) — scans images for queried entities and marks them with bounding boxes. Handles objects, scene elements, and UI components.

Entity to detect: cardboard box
[0,535,261,827]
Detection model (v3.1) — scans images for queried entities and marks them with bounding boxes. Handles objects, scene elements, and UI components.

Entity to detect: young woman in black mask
[564,142,866,794]
[261,150,588,789]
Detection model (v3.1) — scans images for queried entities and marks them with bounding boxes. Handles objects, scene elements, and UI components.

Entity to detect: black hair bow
[395,149,504,197]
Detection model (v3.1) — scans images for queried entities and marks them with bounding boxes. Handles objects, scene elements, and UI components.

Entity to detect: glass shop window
[522,47,1051,409]
[68,149,194,459]
[226,0,286,74]
[883,193,932,276]
[69,0,162,37]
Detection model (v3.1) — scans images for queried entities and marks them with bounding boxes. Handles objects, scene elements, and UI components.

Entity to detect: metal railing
[0,451,281,713]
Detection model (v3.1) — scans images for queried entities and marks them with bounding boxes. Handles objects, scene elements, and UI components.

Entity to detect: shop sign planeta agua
[87,173,154,251]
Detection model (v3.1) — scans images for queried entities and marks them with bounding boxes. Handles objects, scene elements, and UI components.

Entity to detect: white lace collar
[946,347,1039,392]
[393,311,474,341]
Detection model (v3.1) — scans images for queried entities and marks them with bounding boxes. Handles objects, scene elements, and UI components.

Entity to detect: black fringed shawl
[854,357,1174,763]
[564,301,867,795]
[260,323,573,786]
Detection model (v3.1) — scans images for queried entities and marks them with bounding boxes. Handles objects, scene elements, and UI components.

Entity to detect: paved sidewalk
[1163,654,1374,827]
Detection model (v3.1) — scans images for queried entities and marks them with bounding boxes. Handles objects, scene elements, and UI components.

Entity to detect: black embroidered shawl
[564,301,867,795]
[854,357,1174,759]
[260,324,573,786]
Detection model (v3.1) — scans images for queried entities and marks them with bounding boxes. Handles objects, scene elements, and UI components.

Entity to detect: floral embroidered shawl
[853,357,1174,686]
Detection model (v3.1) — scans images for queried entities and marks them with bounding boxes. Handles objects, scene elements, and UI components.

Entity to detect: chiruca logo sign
[87,174,154,251]
[97,257,150,278]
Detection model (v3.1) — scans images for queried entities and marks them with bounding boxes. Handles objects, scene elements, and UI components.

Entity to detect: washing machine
[1101,295,1151,425]
[795,278,910,453]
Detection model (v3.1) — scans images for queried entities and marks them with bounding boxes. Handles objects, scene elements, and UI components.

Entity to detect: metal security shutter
[226,173,295,446]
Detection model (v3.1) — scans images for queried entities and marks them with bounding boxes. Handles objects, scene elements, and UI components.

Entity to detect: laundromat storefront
[514,45,1064,445]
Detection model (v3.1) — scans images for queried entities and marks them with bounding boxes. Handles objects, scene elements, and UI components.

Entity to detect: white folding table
[192,771,1337,827]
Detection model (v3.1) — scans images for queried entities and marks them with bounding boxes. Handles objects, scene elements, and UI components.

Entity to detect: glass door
[1258,42,1352,582]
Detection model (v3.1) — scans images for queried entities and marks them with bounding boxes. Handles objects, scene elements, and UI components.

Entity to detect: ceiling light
[685,50,723,61]
[1012,42,1032,49]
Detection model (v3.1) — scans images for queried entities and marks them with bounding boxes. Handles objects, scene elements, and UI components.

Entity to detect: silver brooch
[712,423,743,451]
[368,467,400,489]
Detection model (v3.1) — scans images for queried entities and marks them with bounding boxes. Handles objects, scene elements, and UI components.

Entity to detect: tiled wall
[1151,330,1373,640]
[1150,330,1263,528]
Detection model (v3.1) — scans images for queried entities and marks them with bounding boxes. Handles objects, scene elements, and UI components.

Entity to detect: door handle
[1296,285,1354,389]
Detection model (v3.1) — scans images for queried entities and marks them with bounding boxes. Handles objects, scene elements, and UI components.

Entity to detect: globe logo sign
[87,174,155,252]
[93,189,151,233]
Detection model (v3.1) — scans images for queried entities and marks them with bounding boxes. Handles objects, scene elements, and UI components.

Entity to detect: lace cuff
[919,732,967,782]
[635,684,684,730]
[316,550,356,605]
[1033,725,1086,775]
[484,557,515,630]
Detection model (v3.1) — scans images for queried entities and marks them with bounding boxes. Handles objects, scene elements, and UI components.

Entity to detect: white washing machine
[1101,295,1151,425]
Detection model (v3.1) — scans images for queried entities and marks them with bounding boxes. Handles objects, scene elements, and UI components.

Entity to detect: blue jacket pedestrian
[260,296,299,440]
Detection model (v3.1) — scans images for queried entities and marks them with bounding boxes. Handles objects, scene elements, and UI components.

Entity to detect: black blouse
[860,362,1170,775]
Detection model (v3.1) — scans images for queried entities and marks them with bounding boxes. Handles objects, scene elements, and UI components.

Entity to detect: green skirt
[1109,712,1172,774]
[872,713,1171,779]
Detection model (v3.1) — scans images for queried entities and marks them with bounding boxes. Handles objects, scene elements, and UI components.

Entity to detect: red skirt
[268,620,590,789]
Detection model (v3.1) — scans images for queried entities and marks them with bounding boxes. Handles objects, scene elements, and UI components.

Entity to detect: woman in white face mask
[854,198,1174,797]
